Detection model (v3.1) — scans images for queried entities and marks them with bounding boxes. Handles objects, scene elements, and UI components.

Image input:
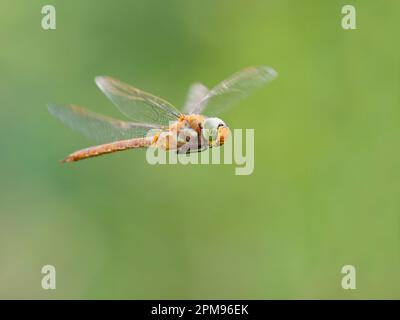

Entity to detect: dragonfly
[48,66,277,163]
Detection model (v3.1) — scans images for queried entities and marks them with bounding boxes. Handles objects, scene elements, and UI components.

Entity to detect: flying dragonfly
[48,66,278,163]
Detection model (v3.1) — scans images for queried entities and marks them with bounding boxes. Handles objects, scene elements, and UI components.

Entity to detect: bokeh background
[1,0,399,299]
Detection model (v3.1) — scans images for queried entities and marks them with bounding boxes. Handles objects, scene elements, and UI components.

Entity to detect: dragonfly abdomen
[62,137,153,163]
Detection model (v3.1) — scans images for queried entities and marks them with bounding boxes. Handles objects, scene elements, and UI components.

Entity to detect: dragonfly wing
[182,82,209,114]
[191,66,278,116]
[48,104,164,144]
[95,76,181,126]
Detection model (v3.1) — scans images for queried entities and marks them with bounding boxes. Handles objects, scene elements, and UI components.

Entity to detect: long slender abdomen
[62,137,154,163]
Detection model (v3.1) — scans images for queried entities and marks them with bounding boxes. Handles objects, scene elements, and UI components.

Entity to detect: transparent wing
[95,76,181,126]
[48,104,164,144]
[191,66,278,116]
[182,82,209,114]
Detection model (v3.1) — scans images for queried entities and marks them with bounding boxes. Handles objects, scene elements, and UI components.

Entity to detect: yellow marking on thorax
[185,114,205,132]
[152,133,160,144]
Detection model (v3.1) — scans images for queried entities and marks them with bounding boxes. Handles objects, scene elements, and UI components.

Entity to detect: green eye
[202,117,226,142]
[202,128,218,142]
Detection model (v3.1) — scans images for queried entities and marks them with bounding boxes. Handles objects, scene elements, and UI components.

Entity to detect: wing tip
[47,103,61,115]
[259,66,278,79]
[95,76,110,89]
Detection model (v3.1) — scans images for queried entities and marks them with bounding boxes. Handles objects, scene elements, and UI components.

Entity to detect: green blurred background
[1,0,399,299]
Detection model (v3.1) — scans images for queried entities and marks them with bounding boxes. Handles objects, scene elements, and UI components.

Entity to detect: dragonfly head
[202,117,230,147]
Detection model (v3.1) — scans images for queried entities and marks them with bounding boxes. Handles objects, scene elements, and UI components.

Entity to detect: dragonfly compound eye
[202,117,226,142]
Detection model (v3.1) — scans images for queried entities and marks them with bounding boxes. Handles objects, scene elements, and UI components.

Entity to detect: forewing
[96,76,181,126]
[48,104,164,144]
[191,66,278,116]
[182,82,209,114]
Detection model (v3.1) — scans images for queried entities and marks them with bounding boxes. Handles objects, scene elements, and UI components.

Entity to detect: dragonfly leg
[177,142,208,154]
